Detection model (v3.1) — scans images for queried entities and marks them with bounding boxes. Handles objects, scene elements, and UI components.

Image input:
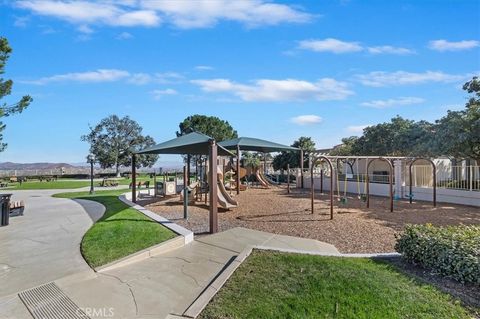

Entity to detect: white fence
[298,165,480,207]
[411,165,480,191]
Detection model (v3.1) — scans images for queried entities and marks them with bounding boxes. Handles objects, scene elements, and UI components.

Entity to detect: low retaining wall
[121,192,194,244]
[301,176,480,207]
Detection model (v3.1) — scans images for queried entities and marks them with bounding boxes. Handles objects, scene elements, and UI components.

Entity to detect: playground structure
[132,132,300,233]
[132,131,478,236]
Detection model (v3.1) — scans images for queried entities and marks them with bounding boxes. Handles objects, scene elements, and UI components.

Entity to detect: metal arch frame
[310,155,334,219]
[408,158,437,207]
[366,157,394,212]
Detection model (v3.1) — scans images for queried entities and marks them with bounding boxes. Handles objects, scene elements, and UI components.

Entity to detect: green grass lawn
[9,179,92,190]
[3,173,186,190]
[200,250,475,319]
[53,189,176,267]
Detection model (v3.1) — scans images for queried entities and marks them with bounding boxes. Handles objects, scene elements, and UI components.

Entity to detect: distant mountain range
[0,162,76,170]
[0,161,184,171]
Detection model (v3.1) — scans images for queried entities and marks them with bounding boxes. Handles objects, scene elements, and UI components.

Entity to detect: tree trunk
[116,163,120,177]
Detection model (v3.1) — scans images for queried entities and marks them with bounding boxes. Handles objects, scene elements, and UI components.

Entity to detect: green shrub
[395,224,480,285]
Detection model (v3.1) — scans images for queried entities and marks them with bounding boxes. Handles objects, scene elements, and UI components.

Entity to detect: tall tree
[350,116,435,156]
[177,114,238,141]
[330,136,359,156]
[82,115,158,176]
[242,151,261,171]
[272,136,315,170]
[434,77,480,163]
[177,114,238,167]
[0,37,32,152]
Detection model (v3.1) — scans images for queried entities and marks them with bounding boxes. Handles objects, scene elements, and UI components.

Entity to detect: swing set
[310,155,397,213]
[306,154,439,215]
[334,158,368,205]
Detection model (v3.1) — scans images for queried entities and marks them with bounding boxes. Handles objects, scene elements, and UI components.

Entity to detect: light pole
[87,154,95,194]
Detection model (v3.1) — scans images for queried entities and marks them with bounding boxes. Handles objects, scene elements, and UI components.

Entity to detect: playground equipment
[255,170,270,188]
[408,158,436,207]
[216,168,238,209]
[335,159,349,205]
[333,158,368,205]
[366,157,394,212]
[310,155,334,219]
[226,161,247,191]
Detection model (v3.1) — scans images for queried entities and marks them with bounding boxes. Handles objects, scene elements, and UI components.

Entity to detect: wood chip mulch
[143,186,480,254]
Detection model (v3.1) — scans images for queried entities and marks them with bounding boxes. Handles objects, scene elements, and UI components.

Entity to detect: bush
[395,224,480,285]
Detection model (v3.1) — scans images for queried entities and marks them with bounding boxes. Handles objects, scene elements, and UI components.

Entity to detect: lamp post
[87,154,95,194]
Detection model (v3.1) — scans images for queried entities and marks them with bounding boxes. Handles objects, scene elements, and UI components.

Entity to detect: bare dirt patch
[143,186,480,253]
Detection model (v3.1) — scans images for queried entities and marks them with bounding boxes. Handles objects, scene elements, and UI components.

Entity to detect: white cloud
[298,38,414,55]
[113,10,159,27]
[77,24,93,34]
[155,72,185,84]
[23,69,131,85]
[195,65,214,71]
[360,97,425,108]
[367,45,415,55]
[16,0,311,30]
[141,0,312,28]
[356,70,468,87]
[16,0,161,27]
[291,115,322,125]
[151,88,178,99]
[428,39,480,52]
[298,38,362,53]
[346,124,371,134]
[191,78,353,102]
[127,72,184,85]
[128,73,152,85]
[116,31,133,40]
[14,16,29,27]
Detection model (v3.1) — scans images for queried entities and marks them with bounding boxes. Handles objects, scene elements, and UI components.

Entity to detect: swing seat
[360,194,367,202]
[340,197,348,205]
[406,194,414,199]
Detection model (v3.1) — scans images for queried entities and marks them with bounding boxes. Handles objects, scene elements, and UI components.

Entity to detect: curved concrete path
[0,187,344,319]
[0,189,106,318]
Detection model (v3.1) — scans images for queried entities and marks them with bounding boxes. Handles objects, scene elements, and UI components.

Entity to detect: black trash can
[1,194,12,226]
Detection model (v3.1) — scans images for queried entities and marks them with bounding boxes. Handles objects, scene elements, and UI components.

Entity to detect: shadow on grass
[372,256,480,312]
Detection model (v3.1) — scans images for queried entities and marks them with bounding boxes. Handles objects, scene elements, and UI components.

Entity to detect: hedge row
[395,224,480,285]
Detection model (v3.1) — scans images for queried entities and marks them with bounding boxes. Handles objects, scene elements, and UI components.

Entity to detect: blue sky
[0,0,479,164]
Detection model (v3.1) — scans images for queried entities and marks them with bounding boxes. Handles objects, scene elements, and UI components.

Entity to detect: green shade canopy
[219,137,300,153]
[136,132,234,156]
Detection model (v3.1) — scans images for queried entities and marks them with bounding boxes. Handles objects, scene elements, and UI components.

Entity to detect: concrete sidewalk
[0,189,107,318]
[0,188,339,319]
[54,227,338,319]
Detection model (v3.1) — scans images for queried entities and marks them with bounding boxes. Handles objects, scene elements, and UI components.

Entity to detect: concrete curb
[89,193,194,273]
[96,236,185,272]
[181,246,400,318]
[120,193,194,244]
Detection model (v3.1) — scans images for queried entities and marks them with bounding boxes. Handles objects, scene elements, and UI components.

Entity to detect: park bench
[129,181,150,189]
[9,200,25,217]
[0,182,8,188]
[99,178,119,187]
[39,175,57,182]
